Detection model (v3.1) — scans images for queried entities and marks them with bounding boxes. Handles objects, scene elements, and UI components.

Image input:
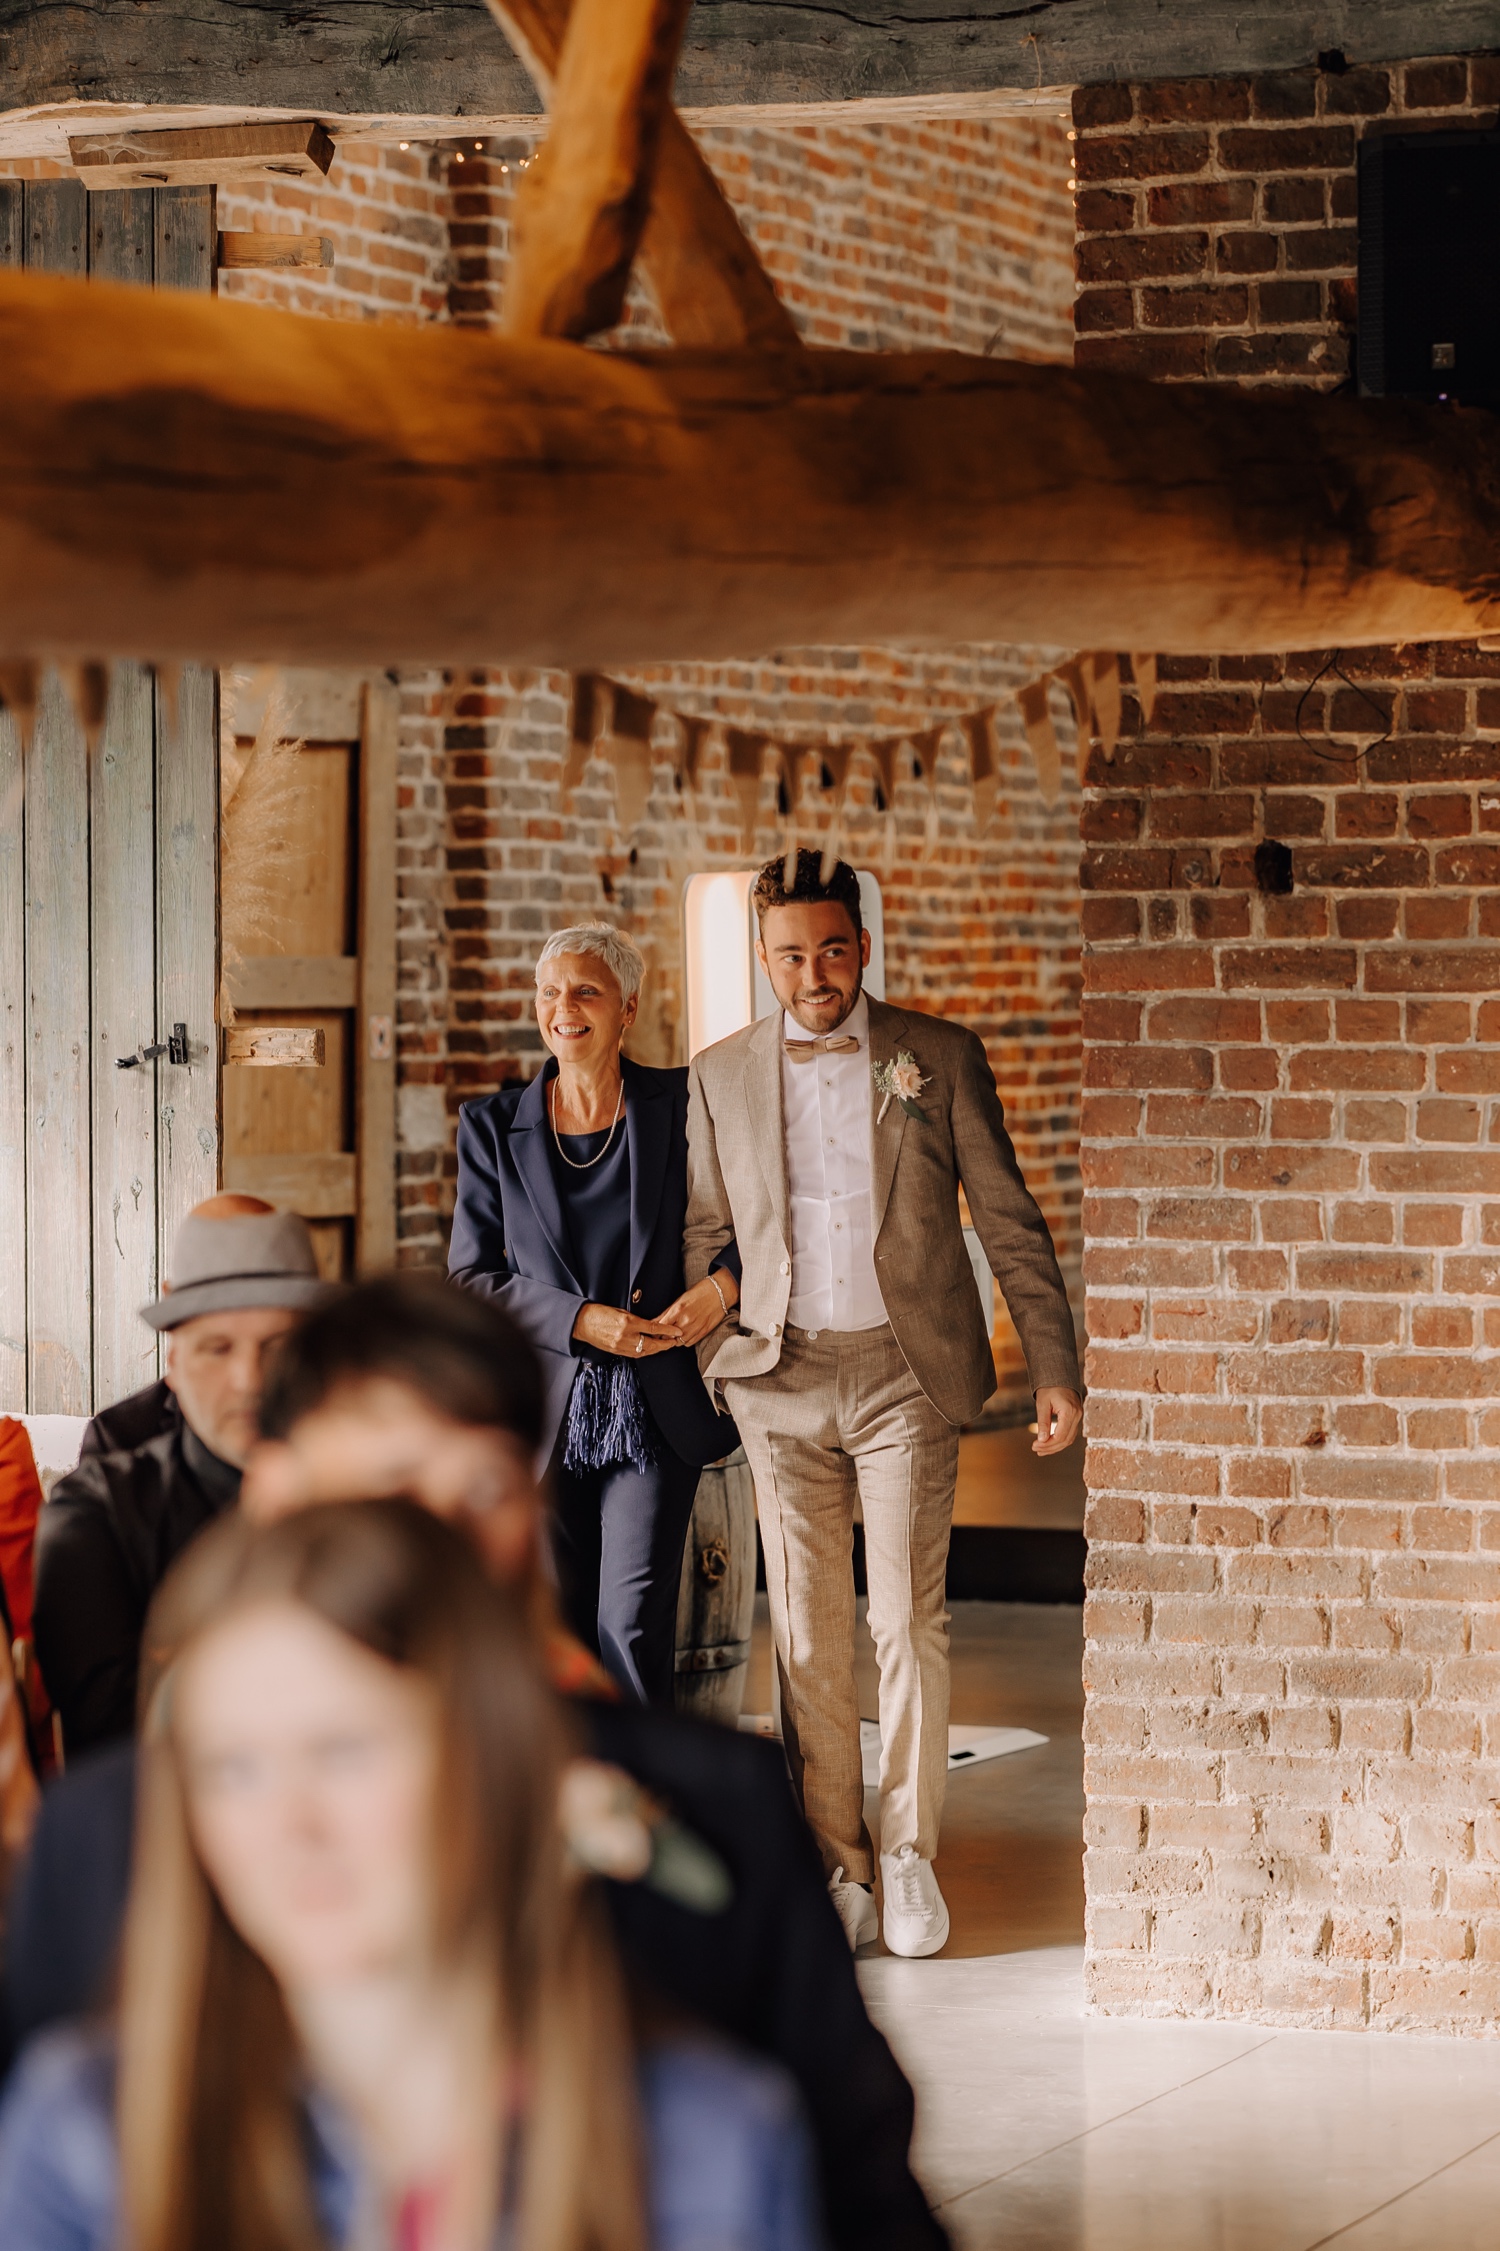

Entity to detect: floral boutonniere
[559,1758,733,1914]
[873,1050,931,1124]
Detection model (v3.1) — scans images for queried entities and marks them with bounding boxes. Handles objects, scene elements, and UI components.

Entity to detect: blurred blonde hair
[118,1501,644,2251]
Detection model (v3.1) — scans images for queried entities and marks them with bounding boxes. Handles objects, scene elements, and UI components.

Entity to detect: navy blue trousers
[551,1442,701,1707]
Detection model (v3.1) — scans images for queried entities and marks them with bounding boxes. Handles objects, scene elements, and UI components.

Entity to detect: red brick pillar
[1074,54,1500,2027]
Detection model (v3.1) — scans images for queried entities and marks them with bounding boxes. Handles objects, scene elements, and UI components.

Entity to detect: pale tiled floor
[747,1596,1500,2250]
[863,1946,1500,2250]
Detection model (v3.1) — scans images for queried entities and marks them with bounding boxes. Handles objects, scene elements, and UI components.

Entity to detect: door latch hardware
[116,1024,190,1069]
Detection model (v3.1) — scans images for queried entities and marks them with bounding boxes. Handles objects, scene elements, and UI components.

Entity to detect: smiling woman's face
[177,1600,439,1991]
[535,951,635,1070]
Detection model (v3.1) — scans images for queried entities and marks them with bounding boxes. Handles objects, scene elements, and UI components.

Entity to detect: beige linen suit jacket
[685,996,1080,1426]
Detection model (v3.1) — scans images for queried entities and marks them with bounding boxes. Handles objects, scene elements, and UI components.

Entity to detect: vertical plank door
[0,182,218,1413]
[156,663,221,1264]
[0,701,24,1412]
[0,182,21,1408]
[88,193,170,1404]
[25,671,92,1412]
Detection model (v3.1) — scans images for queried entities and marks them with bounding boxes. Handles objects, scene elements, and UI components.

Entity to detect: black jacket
[32,1426,240,1757]
[79,1379,179,1461]
[450,1058,738,1468]
[7,1711,946,2251]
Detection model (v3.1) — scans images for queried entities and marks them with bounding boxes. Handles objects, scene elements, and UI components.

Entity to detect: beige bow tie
[784,1034,860,1061]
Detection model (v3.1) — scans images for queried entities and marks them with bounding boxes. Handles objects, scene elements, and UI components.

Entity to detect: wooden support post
[356,677,398,1273]
[502,0,696,339]
[486,0,799,348]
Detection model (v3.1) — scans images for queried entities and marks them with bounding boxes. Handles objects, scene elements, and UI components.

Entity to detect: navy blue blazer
[450,1057,738,1470]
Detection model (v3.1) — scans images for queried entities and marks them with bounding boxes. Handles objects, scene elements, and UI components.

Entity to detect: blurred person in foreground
[449,921,740,1706]
[0,1499,824,2251]
[8,1275,945,2251]
[33,1196,326,1756]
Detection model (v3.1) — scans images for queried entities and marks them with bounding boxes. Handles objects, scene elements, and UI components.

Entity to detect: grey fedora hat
[141,1210,328,1331]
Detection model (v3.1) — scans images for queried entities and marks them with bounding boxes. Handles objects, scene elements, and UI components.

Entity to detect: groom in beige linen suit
[684,850,1081,1958]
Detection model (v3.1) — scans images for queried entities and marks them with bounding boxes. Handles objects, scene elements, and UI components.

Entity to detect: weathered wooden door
[0,183,219,1414]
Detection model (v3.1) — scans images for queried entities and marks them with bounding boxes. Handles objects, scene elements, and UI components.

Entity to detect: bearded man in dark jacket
[32,1196,326,1756]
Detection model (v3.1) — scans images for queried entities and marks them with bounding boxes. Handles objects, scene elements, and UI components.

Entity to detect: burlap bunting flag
[563,653,1142,853]
[963,708,1001,830]
[726,728,768,857]
[1016,677,1062,807]
[1130,652,1158,729]
[1092,653,1123,763]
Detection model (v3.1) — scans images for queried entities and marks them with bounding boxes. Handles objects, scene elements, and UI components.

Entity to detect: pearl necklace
[549,1076,624,1169]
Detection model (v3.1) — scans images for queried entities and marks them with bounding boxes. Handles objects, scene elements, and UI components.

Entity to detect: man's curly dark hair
[751,847,863,939]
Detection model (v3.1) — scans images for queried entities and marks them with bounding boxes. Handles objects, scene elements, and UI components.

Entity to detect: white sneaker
[828,1867,878,1951]
[880,1846,950,1958]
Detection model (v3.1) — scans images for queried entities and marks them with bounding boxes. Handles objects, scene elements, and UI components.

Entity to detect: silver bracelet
[708,1272,732,1321]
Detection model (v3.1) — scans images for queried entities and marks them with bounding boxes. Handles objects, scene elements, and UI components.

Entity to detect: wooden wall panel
[0,183,21,267]
[89,186,154,286]
[91,665,161,1404]
[156,663,220,1262]
[154,187,215,293]
[26,674,92,1413]
[0,712,24,1410]
[26,178,85,273]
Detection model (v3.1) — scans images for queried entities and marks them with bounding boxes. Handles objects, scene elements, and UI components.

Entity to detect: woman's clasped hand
[570,1302,682,1358]
[571,1273,736,1360]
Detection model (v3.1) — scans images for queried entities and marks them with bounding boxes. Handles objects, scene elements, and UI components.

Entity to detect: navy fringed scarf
[563,1359,657,1474]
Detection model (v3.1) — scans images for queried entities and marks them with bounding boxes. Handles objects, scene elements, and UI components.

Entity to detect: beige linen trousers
[685,999,1080,1882]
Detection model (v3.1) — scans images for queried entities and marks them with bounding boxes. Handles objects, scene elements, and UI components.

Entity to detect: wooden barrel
[674,1448,757,1726]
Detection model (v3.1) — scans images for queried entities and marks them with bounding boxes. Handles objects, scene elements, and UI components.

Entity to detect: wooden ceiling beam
[2,0,1491,158]
[487,0,799,353]
[500,0,696,340]
[0,271,1496,675]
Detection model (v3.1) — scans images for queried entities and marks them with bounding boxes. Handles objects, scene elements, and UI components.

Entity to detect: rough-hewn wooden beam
[1,0,1492,154]
[488,0,800,353]
[499,0,710,340]
[0,271,1496,674]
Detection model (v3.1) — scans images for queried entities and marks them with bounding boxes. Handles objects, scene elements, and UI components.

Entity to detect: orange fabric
[544,1626,619,1702]
[0,1418,43,1642]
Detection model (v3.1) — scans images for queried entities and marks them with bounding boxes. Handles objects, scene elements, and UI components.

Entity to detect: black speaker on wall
[1358,129,1500,409]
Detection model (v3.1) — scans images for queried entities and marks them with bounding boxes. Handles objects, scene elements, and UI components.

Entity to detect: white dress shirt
[781,991,889,1333]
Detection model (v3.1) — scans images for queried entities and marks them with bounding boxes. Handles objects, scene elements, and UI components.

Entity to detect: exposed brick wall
[450,115,1077,358]
[218,141,450,323]
[432,115,1082,1391]
[1074,55,1500,2028]
[1073,52,1500,388]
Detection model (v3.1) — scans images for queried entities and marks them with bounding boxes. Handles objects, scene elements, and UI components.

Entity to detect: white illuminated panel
[683,869,885,1060]
[683,871,755,1060]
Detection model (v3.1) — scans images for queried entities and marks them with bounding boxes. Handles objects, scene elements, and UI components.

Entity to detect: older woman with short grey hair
[449,920,740,1704]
